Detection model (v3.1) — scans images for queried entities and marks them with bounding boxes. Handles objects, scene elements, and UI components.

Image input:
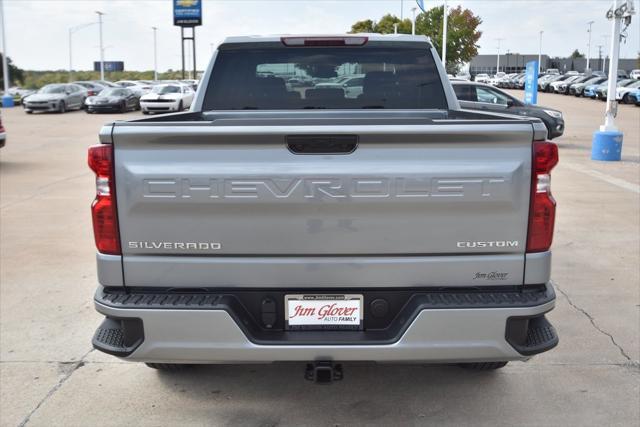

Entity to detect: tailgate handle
[287,135,358,155]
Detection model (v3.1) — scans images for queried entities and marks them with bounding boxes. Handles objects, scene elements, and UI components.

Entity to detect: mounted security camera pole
[592,0,635,161]
[0,0,14,107]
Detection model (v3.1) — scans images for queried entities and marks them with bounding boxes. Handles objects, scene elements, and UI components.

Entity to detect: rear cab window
[203,42,447,110]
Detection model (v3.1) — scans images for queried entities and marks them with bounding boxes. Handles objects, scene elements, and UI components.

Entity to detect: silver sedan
[23,84,87,114]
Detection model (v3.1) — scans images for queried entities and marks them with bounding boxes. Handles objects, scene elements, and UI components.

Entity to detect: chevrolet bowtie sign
[174,0,202,27]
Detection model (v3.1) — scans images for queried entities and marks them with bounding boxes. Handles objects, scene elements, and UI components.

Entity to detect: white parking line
[564,163,640,194]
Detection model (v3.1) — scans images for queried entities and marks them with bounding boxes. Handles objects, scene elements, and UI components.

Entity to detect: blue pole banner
[174,0,202,27]
[416,0,426,13]
[524,60,539,105]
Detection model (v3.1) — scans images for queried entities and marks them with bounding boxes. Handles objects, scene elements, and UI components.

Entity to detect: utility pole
[586,20,595,71]
[400,0,403,20]
[152,26,158,81]
[411,7,417,35]
[495,38,503,73]
[442,0,448,69]
[96,11,105,81]
[0,0,13,107]
[538,30,543,73]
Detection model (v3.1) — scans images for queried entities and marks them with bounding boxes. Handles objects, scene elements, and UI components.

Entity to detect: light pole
[411,7,417,35]
[495,38,503,73]
[592,0,636,162]
[538,30,543,73]
[0,0,13,107]
[69,22,97,82]
[152,26,158,81]
[96,11,105,81]
[442,0,448,69]
[586,20,595,71]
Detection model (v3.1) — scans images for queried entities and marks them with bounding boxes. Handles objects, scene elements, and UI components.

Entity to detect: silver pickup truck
[89,35,559,382]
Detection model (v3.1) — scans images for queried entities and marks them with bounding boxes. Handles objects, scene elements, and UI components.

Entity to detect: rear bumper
[93,283,558,364]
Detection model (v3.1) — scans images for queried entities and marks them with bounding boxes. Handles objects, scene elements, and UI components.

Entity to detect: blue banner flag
[524,60,539,105]
[416,0,427,13]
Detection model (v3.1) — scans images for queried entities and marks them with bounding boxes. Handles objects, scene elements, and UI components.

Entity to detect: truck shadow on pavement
[151,363,507,424]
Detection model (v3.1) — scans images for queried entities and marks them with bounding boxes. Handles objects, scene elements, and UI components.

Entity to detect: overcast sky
[2,0,639,71]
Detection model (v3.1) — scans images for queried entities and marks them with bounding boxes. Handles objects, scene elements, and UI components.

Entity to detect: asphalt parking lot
[1,93,639,426]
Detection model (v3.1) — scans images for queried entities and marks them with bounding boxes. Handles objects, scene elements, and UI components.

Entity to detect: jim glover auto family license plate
[285,294,364,330]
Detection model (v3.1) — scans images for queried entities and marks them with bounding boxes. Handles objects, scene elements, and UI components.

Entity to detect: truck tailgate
[112,120,533,287]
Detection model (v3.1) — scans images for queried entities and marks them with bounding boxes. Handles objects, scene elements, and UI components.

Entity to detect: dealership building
[469,54,638,75]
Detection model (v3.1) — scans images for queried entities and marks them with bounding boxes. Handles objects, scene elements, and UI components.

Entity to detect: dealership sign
[93,61,124,72]
[173,0,202,27]
[524,60,539,105]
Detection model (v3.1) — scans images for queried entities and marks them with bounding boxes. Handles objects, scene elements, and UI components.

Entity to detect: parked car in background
[488,72,506,86]
[630,69,640,79]
[558,75,593,94]
[23,83,87,113]
[552,75,582,93]
[474,73,490,83]
[570,76,607,97]
[584,81,608,98]
[545,68,560,75]
[596,79,635,100]
[617,70,629,79]
[625,88,640,105]
[93,80,120,88]
[540,75,570,92]
[0,112,5,148]
[452,80,564,139]
[314,74,365,98]
[139,83,195,114]
[180,79,199,91]
[85,88,141,113]
[615,80,640,103]
[115,80,153,96]
[6,87,36,105]
[565,71,580,76]
[72,81,106,97]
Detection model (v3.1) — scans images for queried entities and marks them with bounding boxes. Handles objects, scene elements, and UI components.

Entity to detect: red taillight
[527,141,559,253]
[88,144,121,255]
[280,36,368,47]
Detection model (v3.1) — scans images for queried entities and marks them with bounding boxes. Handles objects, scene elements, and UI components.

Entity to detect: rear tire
[145,363,189,371]
[621,94,629,104]
[458,361,508,370]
